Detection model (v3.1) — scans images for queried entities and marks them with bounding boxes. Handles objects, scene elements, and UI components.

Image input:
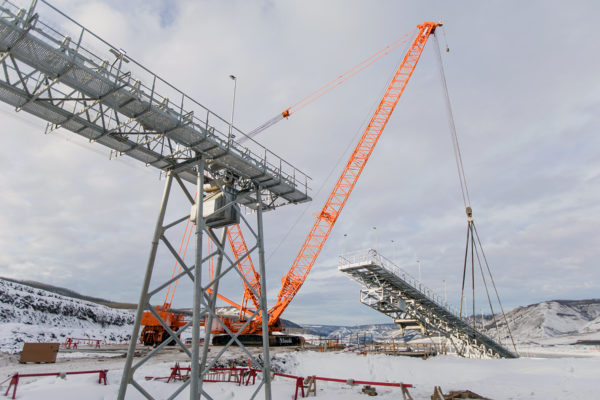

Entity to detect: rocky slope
[0,278,134,353]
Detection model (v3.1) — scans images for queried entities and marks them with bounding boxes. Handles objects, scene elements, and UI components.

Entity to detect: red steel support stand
[4,370,108,399]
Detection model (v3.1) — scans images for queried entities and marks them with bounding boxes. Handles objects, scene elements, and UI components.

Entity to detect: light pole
[228,74,237,143]
[391,239,396,264]
[372,226,378,253]
[342,233,348,255]
[417,259,422,283]
[443,279,447,303]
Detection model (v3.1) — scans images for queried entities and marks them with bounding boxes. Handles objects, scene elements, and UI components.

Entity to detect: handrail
[339,248,461,318]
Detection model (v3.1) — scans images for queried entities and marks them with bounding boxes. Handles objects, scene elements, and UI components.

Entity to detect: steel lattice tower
[0,1,311,398]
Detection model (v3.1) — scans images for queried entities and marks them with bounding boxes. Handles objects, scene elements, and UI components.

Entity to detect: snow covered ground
[1,349,599,399]
[2,278,600,398]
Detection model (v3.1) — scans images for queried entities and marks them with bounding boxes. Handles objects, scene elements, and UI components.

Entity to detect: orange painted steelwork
[227,224,262,316]
[151,22,441,339]
[265,22,441,329]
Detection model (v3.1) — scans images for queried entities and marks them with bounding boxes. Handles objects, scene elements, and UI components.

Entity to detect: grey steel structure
[0,1,311,398]
[339,249,517,359]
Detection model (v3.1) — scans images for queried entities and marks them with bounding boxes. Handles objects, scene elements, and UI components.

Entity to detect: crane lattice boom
[227,224,262,313]
[266,22,440,326]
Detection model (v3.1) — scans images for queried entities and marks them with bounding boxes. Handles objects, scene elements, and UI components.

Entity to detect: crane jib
[265,22,441,327]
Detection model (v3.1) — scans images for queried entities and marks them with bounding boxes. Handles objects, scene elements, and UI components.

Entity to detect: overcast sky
[1,0,599,326]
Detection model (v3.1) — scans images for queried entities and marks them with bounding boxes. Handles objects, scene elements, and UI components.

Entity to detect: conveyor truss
[339,249,517,359]
[0,0,310,210]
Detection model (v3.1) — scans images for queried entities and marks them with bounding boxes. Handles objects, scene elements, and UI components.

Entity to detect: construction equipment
[140,305,186,346]
[134,22,440,347]
[210,21,442,344]
[136,21,441,346]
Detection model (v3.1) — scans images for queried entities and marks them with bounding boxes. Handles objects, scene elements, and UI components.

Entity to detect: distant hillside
[302,299,600,345]
[3,277,600,353]
[0,278,303,353]
[482,299,600,343]
[0,278,135,353]
[0,276,137,309]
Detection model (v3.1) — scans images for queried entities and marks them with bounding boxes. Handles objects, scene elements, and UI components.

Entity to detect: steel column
[190,158,205,399]
[118,171,174,400]
[256,185,272,400]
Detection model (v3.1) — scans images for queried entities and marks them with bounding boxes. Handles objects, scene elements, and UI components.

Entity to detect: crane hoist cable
[432,33,471,208]
[240,29,418,143]
[432,32,518,355]
[288,28,417,115]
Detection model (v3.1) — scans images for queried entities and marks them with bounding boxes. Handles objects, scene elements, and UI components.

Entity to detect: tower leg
[198,226,227,395]
[117,171,174,400]
[256,185,272,400]
[190,159,205,399]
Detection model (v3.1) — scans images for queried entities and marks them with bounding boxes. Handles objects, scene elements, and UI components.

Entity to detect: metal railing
[339,248,461,318]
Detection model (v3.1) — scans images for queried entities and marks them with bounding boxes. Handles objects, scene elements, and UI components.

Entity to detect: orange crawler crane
[140,305,186,346]
[139,215,192,346]
[138,202,258,346]
[212,21,441,345]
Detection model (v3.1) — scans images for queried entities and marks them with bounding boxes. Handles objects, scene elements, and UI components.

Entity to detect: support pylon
[118,159,272,399]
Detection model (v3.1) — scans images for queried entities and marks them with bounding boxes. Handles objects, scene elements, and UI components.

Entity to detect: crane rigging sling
[432,33,518,355]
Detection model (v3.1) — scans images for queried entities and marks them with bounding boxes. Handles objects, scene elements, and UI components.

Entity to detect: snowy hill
[302,323,411,342]
[0,278,134,353]
[483,299,600,344]
[2,276,600,354]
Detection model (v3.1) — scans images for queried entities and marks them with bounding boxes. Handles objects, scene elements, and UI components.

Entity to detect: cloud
[0,0,599,326]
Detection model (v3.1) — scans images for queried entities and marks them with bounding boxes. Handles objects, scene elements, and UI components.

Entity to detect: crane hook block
[465,206,473,218]
[282,108,291,119]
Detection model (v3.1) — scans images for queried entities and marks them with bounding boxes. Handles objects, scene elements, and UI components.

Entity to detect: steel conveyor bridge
[0,0,310,209]
[339,249,517,358]
[0,1,314,398]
